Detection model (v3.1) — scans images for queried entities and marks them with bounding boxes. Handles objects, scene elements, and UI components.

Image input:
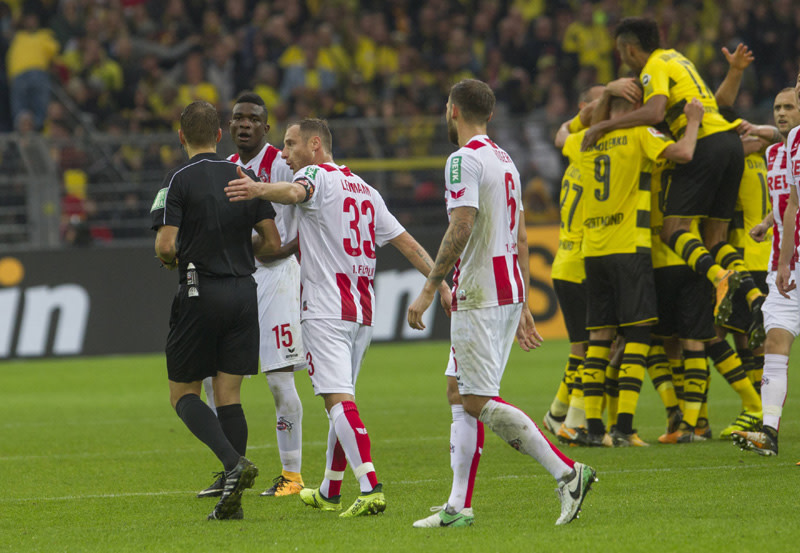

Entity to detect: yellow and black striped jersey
[553,132,585,283]
[641,49,739,140]
[566,126,674,256]
[728,152,772,272]
[649,159,686,269]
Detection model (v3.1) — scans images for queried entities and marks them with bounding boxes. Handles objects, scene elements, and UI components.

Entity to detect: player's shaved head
[180,101,220,147]
[294,118,333,154]
[449,79,496,124]
[615,17,661,53]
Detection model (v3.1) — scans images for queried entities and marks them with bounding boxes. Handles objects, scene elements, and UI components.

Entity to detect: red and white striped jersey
[783,126,800,267]
[293,162,405,325]
[445,134,525,311]
[229,143,298,264]
[766,141,796,271]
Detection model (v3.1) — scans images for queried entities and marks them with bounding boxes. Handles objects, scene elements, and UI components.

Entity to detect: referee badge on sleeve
[151,188,168,212]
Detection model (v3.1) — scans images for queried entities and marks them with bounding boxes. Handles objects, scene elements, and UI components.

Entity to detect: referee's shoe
[208,457,259,520]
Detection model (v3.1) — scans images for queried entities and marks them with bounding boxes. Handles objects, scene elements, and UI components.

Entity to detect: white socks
[762,354,788,430]
[447,405,483,511]
[479,398,574,480]
[266,371,303,473]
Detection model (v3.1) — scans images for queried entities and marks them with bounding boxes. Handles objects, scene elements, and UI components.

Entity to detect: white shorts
[255,258,305,371]
[450,303,522,396]
[765,271,800,337]
[302,318,373,396]
[444,346,457,377]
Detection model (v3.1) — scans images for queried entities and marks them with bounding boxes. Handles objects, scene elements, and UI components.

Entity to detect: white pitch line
[0,436,444,462]
[0,463,779,503]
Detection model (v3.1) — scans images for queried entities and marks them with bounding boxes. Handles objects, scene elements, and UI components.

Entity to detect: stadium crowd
[3,0,800,245]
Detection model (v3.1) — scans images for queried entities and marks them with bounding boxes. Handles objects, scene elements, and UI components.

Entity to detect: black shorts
[166,275,259,383]
[721,271,769,333]
[553,279,589,343]
[652,265,716,341]
[584,253,657,329]
[666,130,744,221]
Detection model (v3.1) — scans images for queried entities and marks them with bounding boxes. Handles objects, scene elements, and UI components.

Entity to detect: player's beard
[447,117,458,146]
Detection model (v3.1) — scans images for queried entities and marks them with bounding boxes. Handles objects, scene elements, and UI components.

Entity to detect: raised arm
[660,98,704,163]
[407,206,476,330]
[226,166,310,205]
[715,43,754,107]
[582,95,667,150]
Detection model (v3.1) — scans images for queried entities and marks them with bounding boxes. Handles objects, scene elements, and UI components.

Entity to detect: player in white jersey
[407,79,596,529]
[197,93,307,499]
[738,85,800,456]
[225,118,451,518]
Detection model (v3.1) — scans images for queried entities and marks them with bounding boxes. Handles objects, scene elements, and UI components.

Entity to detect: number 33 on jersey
[293,163,405,325]
[445,135,526,311]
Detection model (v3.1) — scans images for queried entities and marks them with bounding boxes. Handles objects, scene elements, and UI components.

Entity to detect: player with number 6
[225,118,451,518]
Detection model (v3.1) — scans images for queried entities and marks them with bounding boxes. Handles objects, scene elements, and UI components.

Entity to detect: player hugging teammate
[542,16,798,451]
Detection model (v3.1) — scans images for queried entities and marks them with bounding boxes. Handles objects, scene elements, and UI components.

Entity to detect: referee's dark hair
[180,101,220,147]
[296,118,333,154]
[615,17,661,53]
[449,79,495,124]
[234,92,266,108]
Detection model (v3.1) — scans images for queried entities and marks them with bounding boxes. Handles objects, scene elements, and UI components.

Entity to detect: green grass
[2,340,799,552]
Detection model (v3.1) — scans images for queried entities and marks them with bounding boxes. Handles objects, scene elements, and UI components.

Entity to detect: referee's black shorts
[166,275,259,383]
[585,253,658,330]
[666,130,744,221]
[652,265,716,341]
[553,278,589,343]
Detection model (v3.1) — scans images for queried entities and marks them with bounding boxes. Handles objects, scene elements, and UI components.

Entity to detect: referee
[151,100,281,520]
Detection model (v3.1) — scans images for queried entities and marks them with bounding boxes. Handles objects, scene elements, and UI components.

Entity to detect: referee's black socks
[175,393,240,471]
[217,403,248,457]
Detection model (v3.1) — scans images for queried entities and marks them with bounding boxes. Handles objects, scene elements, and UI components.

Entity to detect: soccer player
[583,18,760,329]
[152,101,282,519]
[408,79,596,528]
[735,84,800,455]
[542,84,605,444]
[225,118,451,517]
[198,93,307,499]
[567,84,704,447]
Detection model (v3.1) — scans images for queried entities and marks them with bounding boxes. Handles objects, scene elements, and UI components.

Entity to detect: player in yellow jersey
[542,85,605,446]
[649,156,717,443]
[564,89,704,447]
[582,18,765,331]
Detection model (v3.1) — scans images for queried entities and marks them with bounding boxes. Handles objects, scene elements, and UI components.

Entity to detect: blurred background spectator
[1,0,796,246]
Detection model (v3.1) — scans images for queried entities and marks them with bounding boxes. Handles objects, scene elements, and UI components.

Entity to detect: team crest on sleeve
[450,156,462,184]
[647,127,666,139]
[641,74,651,86]
[150,188,167,212]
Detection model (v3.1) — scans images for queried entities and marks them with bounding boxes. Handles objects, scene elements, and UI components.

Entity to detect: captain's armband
[294,177,316,203]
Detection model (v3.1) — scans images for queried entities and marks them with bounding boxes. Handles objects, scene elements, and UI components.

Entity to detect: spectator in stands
[6,7,59,130]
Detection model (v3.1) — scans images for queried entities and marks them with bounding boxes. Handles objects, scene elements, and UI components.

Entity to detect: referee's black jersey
[150,152,276,279]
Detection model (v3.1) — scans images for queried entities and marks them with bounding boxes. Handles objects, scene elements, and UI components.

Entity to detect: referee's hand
[226,166,266,201]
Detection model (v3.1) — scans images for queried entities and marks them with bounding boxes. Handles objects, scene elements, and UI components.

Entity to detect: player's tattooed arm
[427,206,476,285]
[407,206,475,330]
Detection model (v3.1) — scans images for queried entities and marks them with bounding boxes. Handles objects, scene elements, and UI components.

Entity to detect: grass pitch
[2,340,799,553]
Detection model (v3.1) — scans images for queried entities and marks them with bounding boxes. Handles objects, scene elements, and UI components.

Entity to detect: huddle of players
[542,17,775,449]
